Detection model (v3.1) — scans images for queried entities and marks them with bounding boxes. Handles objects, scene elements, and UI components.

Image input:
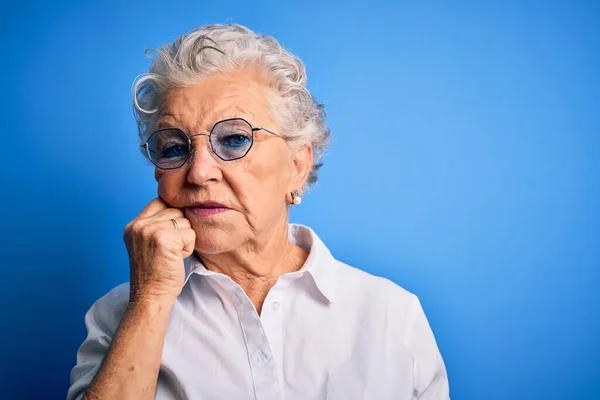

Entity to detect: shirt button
[272,301,280,311]
[255,350,269,365]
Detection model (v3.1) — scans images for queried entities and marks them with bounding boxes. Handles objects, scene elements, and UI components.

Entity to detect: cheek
[251,141,293,180]
[229,149,291,204]
[157,170,186,202]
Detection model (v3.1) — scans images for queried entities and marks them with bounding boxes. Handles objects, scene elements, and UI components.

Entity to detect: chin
[191,223,244,255]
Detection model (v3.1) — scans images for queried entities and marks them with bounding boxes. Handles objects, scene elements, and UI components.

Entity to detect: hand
[123,198,196,304]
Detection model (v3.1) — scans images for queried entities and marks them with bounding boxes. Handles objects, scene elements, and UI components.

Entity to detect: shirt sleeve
[67,283,130,400]
[404,295,450,400]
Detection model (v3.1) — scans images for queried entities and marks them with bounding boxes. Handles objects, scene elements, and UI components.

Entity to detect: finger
[140,217,191,235]
[136,198,168,220]
[166,217,192,231]
[179,228,196,258]
[148,207,186,221]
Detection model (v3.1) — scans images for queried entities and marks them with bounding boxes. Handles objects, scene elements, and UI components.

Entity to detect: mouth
[186,201,230,217]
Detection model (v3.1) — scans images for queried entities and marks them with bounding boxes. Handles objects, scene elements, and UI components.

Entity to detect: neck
[197,222,308,314]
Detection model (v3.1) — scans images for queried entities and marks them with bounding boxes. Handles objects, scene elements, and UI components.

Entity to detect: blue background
[1,1,599,399]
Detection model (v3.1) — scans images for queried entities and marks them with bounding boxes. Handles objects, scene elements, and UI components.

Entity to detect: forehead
[157,67,274,131]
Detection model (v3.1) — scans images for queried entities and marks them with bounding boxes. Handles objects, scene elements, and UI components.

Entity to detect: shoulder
[91,281,130,310]
[333,259,418,309]
[84,282,130,336]
[332,260,447,371]
[331,260,432,342]
[68,283,130,399]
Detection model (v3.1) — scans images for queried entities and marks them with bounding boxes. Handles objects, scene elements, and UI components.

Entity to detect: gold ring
[171,219,179,230]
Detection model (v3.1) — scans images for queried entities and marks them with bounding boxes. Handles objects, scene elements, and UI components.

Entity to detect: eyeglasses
[140,118,281,169]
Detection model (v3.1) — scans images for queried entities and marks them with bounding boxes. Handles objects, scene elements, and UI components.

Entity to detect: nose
[186,135,223,186]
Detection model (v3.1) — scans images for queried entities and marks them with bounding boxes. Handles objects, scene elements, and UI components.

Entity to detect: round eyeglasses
[140,118,281,169]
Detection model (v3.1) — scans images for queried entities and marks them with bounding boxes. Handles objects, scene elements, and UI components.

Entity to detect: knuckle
[139,224,154,238]
[130,220,144,234]
[150,230,170,245]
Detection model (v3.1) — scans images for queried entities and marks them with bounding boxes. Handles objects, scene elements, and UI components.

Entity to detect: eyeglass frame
[139,117,282,169]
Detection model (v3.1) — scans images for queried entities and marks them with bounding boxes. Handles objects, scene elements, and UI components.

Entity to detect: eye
[221,134,251,148]
[162,142,189,158]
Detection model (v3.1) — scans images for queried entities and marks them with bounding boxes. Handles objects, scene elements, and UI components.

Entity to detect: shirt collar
[183,223,338,302]
[287,223,338,302]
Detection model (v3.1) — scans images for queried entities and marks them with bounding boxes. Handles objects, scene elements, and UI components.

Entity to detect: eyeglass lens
[146,118,254,168]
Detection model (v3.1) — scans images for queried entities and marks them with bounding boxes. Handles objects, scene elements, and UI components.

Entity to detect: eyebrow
[155,112,187,129]
[155,109,258,132]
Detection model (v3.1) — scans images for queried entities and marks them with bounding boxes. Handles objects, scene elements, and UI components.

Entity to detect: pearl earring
[291,190,302,205]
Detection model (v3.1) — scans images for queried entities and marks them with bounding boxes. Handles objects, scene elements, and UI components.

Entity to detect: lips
[189,201,228,209]
[186,201,230,217]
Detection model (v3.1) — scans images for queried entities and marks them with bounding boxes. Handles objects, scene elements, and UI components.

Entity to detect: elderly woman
[67,24,449,400]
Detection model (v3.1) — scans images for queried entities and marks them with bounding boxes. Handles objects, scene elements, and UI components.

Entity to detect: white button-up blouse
[68,224,449,399]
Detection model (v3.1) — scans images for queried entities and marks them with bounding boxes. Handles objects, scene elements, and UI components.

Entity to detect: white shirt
[68,224,449,400]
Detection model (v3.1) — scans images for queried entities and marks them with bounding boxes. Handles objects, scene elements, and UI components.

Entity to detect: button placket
[253,348,271,365]
[259,282,287,398]
[228,284,279,399]
[206,273,280,398]
[247,331,279,399]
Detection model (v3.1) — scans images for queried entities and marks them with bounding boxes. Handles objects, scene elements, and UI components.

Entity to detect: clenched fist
[123,198,196,304]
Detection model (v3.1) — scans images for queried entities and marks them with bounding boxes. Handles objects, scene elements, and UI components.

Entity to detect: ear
[289,143,313,193]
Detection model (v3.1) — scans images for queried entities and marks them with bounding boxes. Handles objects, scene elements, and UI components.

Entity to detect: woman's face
[155,66,311,254]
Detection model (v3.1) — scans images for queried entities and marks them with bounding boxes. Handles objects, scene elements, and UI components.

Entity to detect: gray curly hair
[132,23,331,189]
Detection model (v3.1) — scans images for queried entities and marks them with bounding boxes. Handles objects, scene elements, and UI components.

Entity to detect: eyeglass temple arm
[253,127,281,137]
[140,143,157,155]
